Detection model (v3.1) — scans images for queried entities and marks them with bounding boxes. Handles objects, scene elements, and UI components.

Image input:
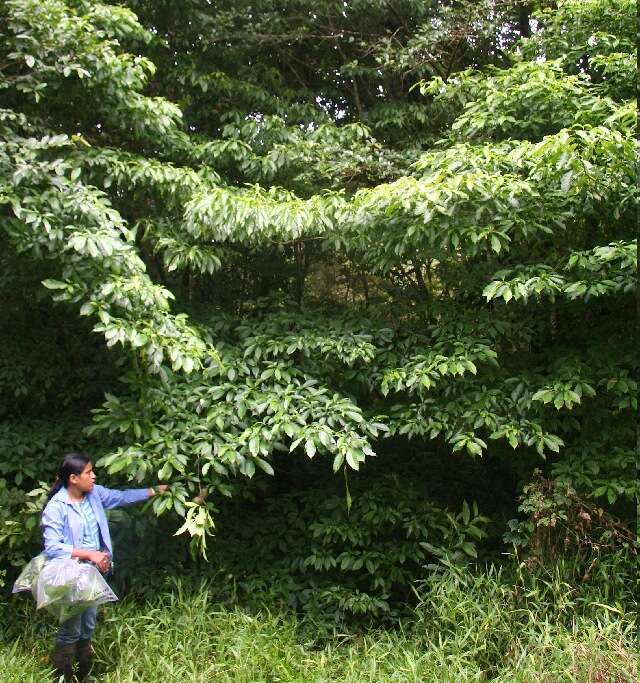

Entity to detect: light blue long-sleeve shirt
[41,484,150,561]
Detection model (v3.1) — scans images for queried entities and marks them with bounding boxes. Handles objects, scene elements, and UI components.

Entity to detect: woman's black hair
[46,452,91,503]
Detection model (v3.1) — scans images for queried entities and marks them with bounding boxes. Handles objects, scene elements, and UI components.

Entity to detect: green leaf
[41,279,68,290]
[248,436,260,456]
[255,457,274,475]
[461,542,477,558]
[305,439,317,458]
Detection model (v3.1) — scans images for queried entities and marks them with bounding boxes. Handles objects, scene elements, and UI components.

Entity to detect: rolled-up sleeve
[41,502,74,560]
[95,484,149,510]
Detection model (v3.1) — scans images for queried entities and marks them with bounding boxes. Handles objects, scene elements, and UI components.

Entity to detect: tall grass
[2,561,637,682]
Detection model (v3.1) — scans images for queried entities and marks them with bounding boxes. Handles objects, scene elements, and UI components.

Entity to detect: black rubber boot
[53,642,76,682]
[76,638,94,682]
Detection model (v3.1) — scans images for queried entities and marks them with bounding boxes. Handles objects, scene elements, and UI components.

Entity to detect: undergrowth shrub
[504,472,639,604]
[2,556,637,682]
[205,473,489,628]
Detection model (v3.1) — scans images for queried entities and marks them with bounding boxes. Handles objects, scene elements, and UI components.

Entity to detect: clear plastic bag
[12,553,47,593]
[12,553,118,622]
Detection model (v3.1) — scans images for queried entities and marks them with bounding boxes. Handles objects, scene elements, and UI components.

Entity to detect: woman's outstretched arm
[94,483,168,510]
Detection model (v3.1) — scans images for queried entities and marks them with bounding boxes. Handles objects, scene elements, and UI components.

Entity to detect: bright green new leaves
[184,185,341,244]
[194,117,408,189]
[589,52,636,101]
[483,240,637,303]
[90,355,381,486]
[3,0,181,142]
[0,132,208,374]
[532,380,597,411]
[378,340,498,396]
[81,148,220,207]
[419,60,619,141]
[1,1,213,374]
[179,80,634,277]
[387,380,565,458]
[171,498,216,559]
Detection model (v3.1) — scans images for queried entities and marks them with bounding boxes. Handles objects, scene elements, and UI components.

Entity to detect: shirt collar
[53,486,90,506]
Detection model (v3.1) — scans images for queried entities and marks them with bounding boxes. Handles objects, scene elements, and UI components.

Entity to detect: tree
[0,0,635,559]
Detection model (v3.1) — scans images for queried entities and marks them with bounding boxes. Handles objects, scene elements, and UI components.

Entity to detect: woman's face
[69,462,96,493]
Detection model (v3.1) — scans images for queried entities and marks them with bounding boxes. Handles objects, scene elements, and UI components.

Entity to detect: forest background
[0,0,637,680]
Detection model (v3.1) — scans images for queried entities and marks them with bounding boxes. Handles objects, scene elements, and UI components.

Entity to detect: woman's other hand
[87,550,111,572]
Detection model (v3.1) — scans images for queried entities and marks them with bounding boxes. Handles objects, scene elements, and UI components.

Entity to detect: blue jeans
[56,606,97,645]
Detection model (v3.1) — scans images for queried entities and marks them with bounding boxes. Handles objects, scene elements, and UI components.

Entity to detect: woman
[41,452,167,682]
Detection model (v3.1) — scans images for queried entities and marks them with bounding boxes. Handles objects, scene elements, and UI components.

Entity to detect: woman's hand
[148,485,168,496]
[87,550,111,573]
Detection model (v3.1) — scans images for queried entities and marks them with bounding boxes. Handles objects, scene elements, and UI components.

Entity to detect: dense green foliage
[2,556,638,681]
[0,0,636,642]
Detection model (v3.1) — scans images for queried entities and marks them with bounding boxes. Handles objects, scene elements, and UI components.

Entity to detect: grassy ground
[2,565,637,682]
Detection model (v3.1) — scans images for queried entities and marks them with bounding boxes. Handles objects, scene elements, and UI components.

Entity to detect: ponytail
[46,477,64,504]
